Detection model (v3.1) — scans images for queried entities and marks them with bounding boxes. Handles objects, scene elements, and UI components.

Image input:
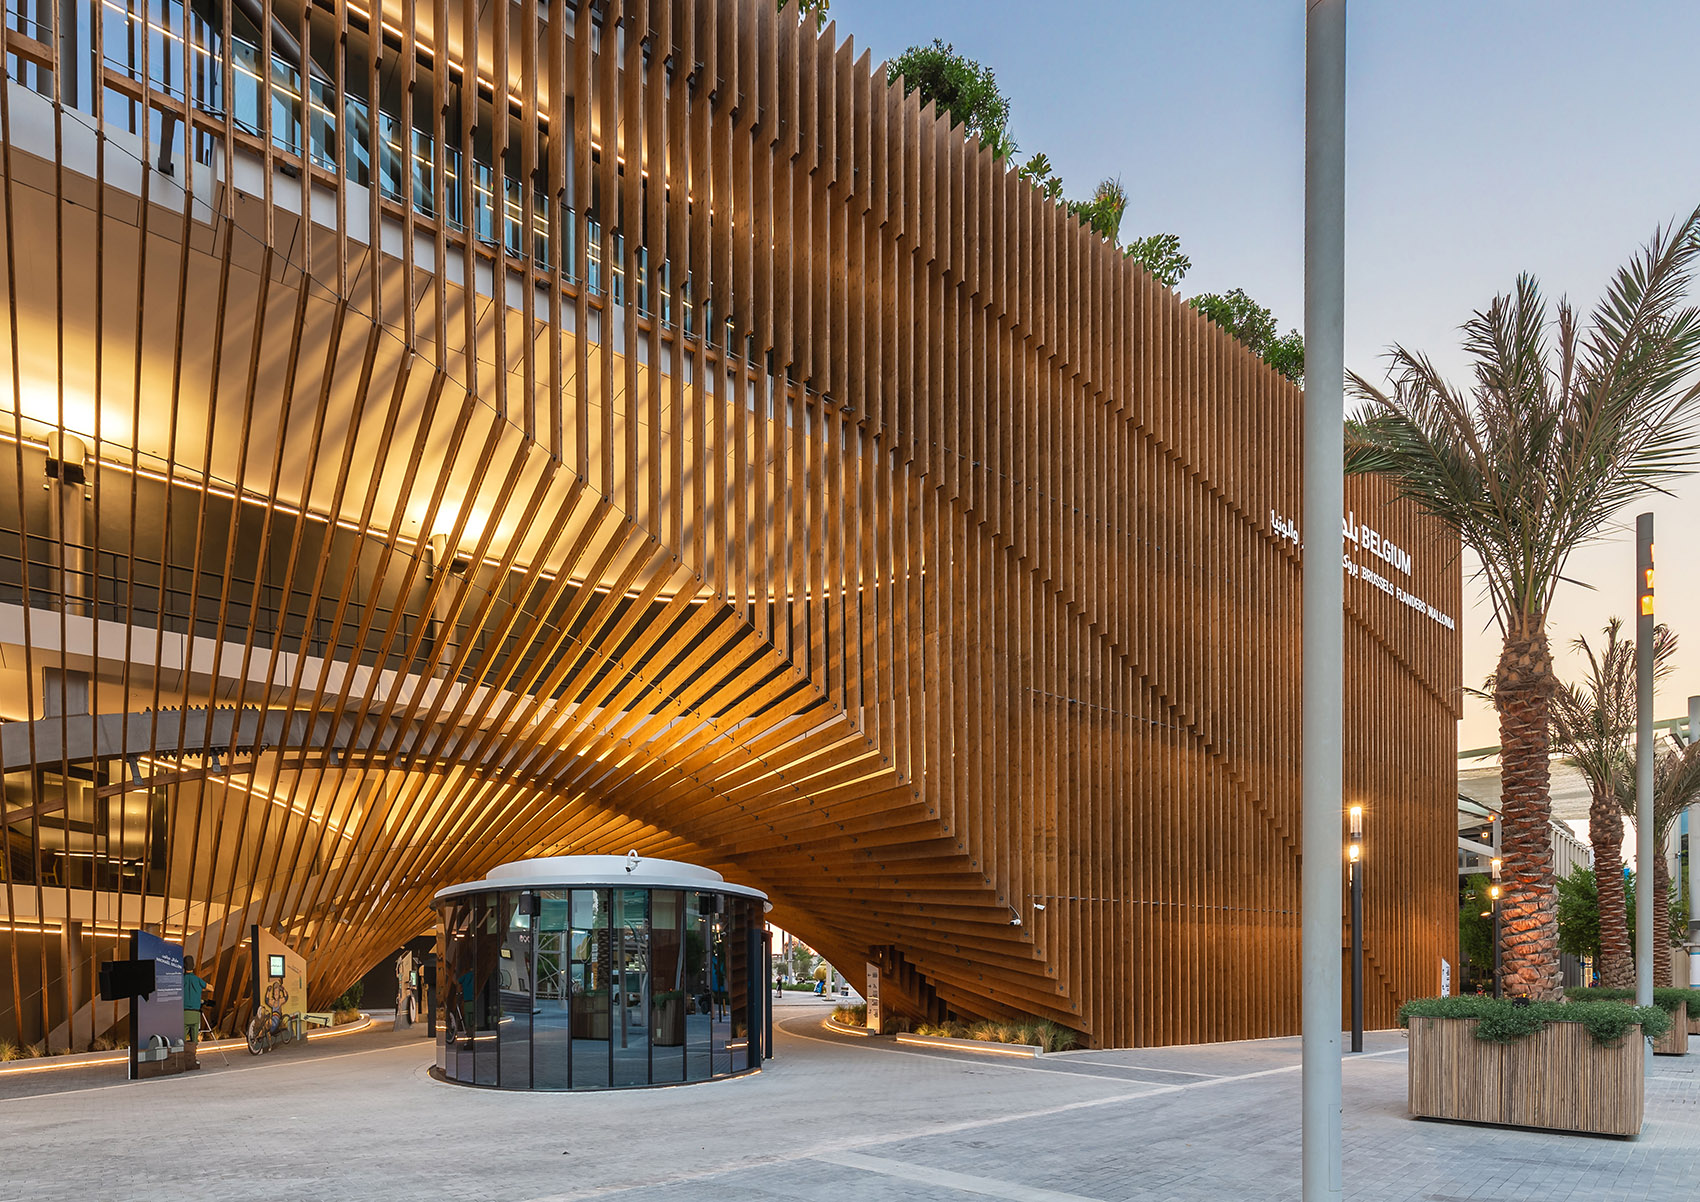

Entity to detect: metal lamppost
[1347,805,1364,1053]
[1688,695,1700,988]
[1489,857,1502,1000]
[1635,514,1655,1073]
[1301,3,1348,1196]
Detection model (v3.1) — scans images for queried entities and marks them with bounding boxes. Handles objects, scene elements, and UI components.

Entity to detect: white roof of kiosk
[432,854,770,908]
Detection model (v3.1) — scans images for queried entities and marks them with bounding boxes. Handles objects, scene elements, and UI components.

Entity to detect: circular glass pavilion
[432,855,770,1090]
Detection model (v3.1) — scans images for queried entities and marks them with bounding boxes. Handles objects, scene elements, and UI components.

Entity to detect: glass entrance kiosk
[432,855,769,1090]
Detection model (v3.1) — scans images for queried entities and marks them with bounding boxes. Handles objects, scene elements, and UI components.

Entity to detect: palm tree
[1346,207,1700,999]
[1549,619,1675,987]
[1618,737,1700,985]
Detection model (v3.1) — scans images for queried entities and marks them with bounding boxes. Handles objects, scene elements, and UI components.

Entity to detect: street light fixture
[1489,857,1502,1000]
[1347,806,1364,1053]
[1634,515,1655,1074]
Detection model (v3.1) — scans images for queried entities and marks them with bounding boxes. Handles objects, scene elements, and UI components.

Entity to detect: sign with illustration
[251,926,309,1032]
[129,929,186,1080]
[865,961,882,1035]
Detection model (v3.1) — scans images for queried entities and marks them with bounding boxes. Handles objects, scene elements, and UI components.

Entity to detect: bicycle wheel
[245,1015,266,1055]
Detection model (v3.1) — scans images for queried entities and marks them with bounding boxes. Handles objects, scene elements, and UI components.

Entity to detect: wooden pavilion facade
[0,0,1459,1049]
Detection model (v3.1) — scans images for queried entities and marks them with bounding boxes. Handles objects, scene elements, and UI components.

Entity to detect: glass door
[533,891,570,1088]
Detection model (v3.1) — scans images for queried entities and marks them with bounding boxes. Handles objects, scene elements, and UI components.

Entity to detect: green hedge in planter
[1398,995,1669,1046]
[1564,985,1699,1015]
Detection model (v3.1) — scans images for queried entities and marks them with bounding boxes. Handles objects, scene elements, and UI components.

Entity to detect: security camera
[625,850,641,873]
[1032,902,1046,912]
[1009,916,1022,926]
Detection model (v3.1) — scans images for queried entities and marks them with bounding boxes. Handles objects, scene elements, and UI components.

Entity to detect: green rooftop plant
[777,0,829,33]
[887,40,1015,161]
[1189,289,1305,385]
[1399,994,1670,1046]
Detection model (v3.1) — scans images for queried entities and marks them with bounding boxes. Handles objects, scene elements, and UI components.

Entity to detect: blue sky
[833,0,1700,746]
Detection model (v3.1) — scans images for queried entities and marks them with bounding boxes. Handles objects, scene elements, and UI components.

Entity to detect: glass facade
[433,871,766,1090]
[5,0,752,342]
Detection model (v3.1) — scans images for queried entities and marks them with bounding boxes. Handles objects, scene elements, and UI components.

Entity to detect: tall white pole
[1302,3,1347,1199]
[1634,514,1654,1071]
[1687,695,1699,988]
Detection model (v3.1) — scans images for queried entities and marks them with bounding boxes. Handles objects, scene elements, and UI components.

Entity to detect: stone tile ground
[0,997,1694,1201]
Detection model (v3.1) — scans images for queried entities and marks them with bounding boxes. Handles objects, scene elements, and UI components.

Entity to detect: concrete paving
[0,996,1695,1201]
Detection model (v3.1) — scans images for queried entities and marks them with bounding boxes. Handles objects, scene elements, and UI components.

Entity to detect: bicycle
[245,1001,301,1055]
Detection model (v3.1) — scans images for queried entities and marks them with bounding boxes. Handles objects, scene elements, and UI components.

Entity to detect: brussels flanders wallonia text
[1266,508,1455,632]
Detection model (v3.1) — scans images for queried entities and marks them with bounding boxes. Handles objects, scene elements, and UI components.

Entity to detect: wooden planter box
[651,996,686,1047]
[570,993,609,1041]
[1408,1017,1643,1137]
[1654,1004,1687,1056]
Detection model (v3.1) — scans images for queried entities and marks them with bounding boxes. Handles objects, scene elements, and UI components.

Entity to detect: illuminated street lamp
[1347,805,1364,1053]
[1489,857,1503,1000]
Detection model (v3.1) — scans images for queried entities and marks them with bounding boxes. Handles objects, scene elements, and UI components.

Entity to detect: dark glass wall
[436,885,761,1090]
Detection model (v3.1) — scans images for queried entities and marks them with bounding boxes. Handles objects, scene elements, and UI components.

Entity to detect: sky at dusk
[831,0,1700,750]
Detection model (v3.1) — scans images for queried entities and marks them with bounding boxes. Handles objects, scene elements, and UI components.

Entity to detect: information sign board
[129,930,185,1080]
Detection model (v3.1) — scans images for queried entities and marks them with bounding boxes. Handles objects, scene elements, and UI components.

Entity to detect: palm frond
[1346,206,1700,633]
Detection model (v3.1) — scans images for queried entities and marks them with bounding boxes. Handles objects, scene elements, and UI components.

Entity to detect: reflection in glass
[729,897,751,1074]
[473,893,501,1086]
[710,901,731,1077]
[649,891,685,1084]
[686,893,714,1082]
[613,889,649,1087]
[441,900,474,1080]
[570,889,610,1089]
[498,895,533,1089]
[533,890,571,1088]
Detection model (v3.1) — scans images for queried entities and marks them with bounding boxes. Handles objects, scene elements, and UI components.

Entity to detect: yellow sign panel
[253,927,309,1021]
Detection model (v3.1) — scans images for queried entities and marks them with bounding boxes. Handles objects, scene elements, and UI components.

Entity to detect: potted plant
[1400,996,1668,1137]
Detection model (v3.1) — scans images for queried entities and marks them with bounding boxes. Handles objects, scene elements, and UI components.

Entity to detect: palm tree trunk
[1590,792,1634,987]
[1653,852,1674,988]
[1494,621,1560,999]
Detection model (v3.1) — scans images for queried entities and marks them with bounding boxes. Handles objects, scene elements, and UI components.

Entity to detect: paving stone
[0,999,1694,1201]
